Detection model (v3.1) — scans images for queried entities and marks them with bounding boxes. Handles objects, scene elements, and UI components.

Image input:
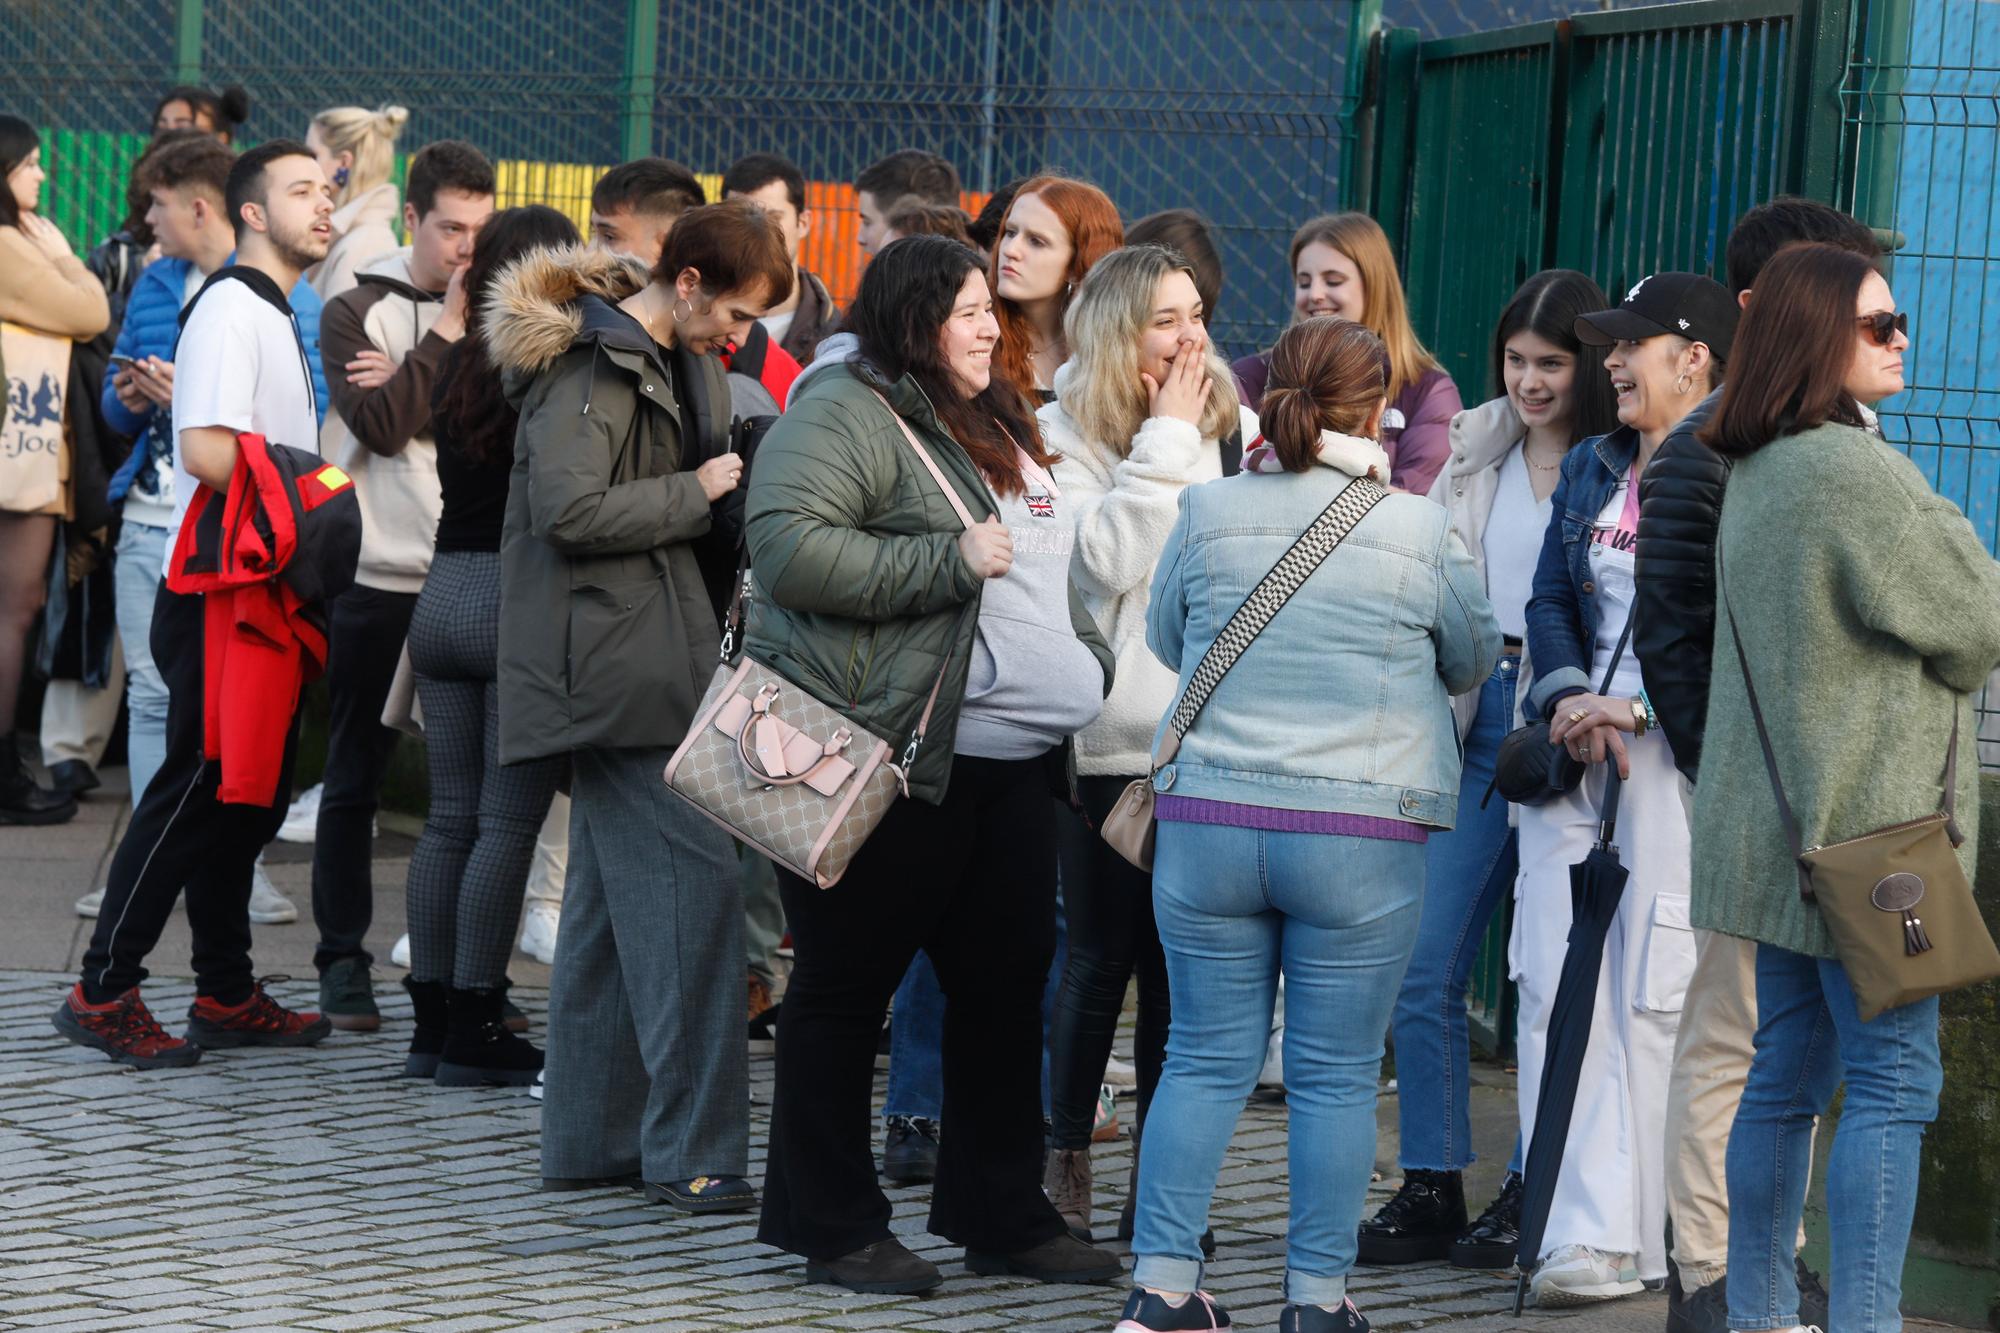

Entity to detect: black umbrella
[1512,770,1630,1315]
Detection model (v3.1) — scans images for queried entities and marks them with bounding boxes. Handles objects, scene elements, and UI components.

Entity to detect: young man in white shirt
[57,141,338,1068]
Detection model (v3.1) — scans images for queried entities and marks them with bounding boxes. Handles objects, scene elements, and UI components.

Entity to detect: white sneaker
[529,1069,545,1101]
[518,904,559,964]
[1531,1245,1644,1307]
[247,858,298,924]
[389,933,411,968]
[1102,1054,1137,1090]
[75,886,105,918]
[277,783,323,843]
[1258,1023,1285,1090]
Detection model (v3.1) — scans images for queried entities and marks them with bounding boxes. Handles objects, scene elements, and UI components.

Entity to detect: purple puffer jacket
[1230,351,1461,496]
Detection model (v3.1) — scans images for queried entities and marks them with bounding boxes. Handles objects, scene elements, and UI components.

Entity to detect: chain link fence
[2,0,1607,359]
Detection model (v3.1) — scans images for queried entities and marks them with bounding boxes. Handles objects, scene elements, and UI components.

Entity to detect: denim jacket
[1523,425,1640,721]
[1144,443,1501,828]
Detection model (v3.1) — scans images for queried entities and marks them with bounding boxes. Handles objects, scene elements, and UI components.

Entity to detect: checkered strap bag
[1100,474,1389,869]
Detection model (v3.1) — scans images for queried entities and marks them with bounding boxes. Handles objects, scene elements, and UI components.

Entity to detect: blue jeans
[1391,658,1523,1173]
[886,888,1067,1122]
[1725,945,1942,1333]
[1135,821,1423,1305]
[112,521,169,803]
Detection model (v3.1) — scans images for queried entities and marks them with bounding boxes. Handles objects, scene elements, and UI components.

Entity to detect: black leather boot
[1357,1168,1467,1264]
[401,977,448,1078]
[435,986,543,1087]
[0,734,77,826]
[1449,1170,1523,1269]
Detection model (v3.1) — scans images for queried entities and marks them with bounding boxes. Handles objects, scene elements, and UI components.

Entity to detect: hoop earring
[1675,372,1693,395]
[671,297,692,325]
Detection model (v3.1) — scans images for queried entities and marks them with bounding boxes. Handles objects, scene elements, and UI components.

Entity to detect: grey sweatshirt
[954,464,1106,760]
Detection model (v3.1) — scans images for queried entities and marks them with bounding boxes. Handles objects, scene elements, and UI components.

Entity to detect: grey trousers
[540,744,747,1182]
[743,850,785,985]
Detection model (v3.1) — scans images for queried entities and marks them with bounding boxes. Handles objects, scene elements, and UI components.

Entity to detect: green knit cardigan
[1690,421,2000,957]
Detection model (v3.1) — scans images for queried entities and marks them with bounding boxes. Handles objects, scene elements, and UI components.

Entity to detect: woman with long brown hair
[1233,212,1461,494]
[989,174,1124,400]
[1694,243,2000,1333]
[400,205,579,1088]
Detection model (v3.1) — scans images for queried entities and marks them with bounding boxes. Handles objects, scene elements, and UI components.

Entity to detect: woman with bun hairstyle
[1117,317,1498,1333]
[305,103,409,299]
[1040,243,1254,1242]
[152,85,251,145]
[1358,269,1617,1272]
[1232,213,1461,495]
[989,174,1123,400]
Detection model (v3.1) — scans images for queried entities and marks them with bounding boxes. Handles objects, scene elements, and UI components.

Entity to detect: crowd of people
[3,84,1993,1333]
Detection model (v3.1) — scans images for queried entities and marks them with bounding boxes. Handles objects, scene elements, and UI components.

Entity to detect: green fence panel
[1403,23,1562,402]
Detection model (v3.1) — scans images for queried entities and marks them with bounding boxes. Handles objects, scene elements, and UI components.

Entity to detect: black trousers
[1049,774,1172,1151]
[310,584,417,971]
[758,753,1070,1262]
[81,584,300,1005]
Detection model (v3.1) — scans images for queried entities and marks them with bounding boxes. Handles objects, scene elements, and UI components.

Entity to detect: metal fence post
[621,0,660,161]
[1791,0,1867,200]
[174,0,203,85]
[1339,0,1385,214]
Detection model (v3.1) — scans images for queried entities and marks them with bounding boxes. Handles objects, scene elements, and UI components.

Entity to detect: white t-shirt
[758,307,797,348]
[1480,443,1555,639]
[1586,464,1643,698]
[169,274,321,540]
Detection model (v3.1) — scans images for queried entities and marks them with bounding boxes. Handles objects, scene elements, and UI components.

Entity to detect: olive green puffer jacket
[743,359,1112,803]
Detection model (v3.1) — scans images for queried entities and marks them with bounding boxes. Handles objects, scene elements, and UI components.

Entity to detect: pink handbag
[663,399,976,888]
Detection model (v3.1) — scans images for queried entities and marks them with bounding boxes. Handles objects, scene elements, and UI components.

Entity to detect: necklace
[1522,440,1564,473]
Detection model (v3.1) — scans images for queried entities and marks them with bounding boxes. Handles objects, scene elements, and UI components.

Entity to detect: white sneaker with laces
[247,858,298,924]
[518,903,559,964]
[389,934,411,968]
[277,783,323,843]
[75,886,105,918]
[1531,1245,1644,1306]
[529,1069,545,1100]
[1102,1054,1137,1089]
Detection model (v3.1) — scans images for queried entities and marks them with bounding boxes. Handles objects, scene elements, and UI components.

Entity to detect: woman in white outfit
[1513,273,1737,1306]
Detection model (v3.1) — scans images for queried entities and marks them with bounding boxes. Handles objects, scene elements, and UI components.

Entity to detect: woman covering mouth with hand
[1509,271,1736,1308]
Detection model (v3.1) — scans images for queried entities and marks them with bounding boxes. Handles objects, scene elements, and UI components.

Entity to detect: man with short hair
[722,152,841,365]
[77,134,332,928]
[1634,195,1884,1333]
[57,142,341,1068]
[853,149,961,256]
[310,140,496,1028]
[589,157,705,267]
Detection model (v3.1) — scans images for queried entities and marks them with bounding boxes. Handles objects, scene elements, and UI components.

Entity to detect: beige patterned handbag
[663,399,976,889]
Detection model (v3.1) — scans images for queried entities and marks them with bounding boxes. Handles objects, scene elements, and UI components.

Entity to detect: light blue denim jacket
[1144,450,1502,828]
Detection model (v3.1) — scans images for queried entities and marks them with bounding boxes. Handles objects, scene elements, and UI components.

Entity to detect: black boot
[0,734,76,826]
[1449,1170,1523,1269]
[401,977,448,1079]
[1357,1168,1466,1264]
[435,986,543,1087]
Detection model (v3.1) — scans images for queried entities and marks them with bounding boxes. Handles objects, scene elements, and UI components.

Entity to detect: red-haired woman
[989,175,1124,400]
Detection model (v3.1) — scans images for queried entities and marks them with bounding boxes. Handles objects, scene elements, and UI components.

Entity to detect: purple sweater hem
[1155,794,1429,842]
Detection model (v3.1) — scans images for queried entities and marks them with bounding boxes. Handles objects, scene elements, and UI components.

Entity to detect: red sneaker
[52,984,202,1069]
[185,978,332,1048]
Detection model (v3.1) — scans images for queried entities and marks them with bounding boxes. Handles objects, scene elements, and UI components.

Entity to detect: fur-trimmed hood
[484,243,652,378]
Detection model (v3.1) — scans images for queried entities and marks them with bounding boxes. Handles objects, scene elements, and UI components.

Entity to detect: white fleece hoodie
[1044,373,1258,777]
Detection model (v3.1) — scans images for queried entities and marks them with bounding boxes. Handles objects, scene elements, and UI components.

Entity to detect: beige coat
[0,225,109,338]
[310,182,401,303]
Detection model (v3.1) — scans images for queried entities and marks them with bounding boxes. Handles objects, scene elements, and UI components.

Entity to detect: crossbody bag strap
[1718,546,1816,900]
[1155,475,1389,766]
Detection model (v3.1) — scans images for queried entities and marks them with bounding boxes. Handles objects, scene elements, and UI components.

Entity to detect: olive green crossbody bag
[1721,554,2000,1021]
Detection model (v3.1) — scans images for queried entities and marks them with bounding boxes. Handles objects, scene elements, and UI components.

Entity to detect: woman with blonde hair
[305,103,409,299]
[988,174,1124,400]
[1042,244,1254,1243]
[1232,212,1461,495]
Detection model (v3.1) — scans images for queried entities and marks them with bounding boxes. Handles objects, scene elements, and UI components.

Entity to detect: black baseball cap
[1575,271,1738,362]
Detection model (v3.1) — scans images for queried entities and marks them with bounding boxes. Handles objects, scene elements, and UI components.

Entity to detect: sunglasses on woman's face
[1858,310,1908,347]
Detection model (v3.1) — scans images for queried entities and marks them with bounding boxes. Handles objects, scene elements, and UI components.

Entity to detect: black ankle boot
[1450,1171,1523,1269]
[435,986,542,1087]
[0,734,76,826]
[402,977,448,1078]
[1357,1168,1467,1264]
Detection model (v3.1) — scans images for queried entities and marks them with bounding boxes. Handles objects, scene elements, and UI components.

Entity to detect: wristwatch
[1629,695,1651,735]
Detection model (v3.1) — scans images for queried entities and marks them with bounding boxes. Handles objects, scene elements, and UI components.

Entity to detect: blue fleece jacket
[103,255,329,506]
